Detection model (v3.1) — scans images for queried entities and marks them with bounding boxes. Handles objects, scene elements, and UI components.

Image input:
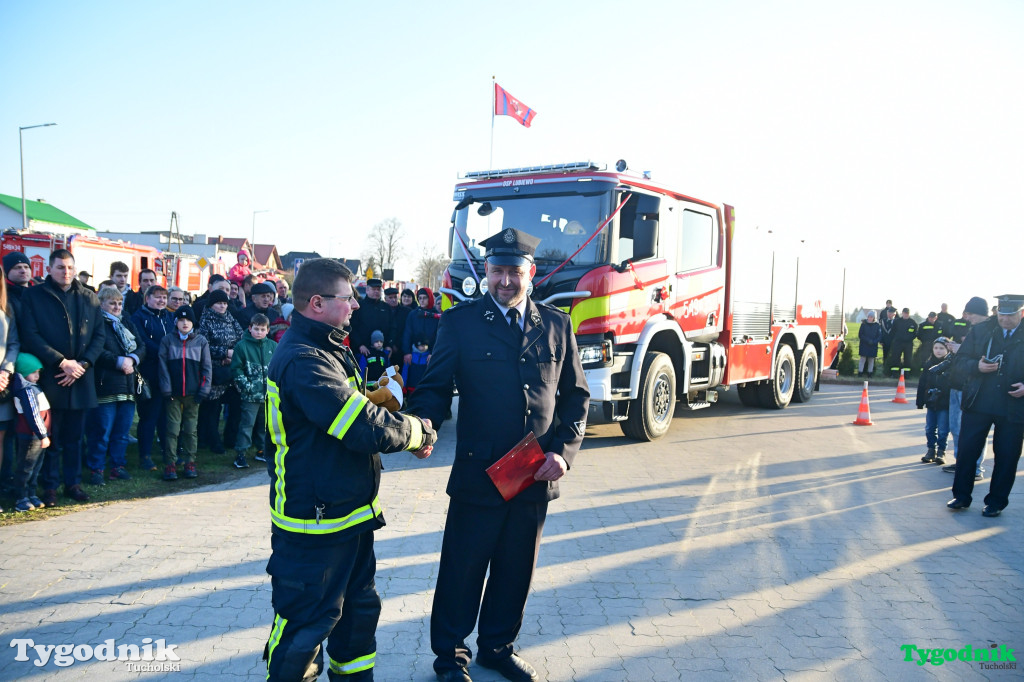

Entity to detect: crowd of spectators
[0,248,444,512]
[857,299,982,378]
[0,251,291,511]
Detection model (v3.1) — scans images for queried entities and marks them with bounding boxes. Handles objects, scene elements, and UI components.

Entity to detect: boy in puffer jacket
[158,306,212,481]
[229,313,277,469]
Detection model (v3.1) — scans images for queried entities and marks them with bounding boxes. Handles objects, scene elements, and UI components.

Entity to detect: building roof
[280,250,322,269]
[253,244,282,270]
[0,193,95,230]
[207,236,251,251]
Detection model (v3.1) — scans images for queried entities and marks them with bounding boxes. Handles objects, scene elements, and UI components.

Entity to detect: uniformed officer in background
[947,294,1024,518]
[887,307,917,377]
[263,258,436,681]
[349,278,393,359]
[407,228,590,682]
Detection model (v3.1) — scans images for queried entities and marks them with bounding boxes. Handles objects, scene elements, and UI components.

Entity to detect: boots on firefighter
[921,447,937,463]
[933,449,946,465]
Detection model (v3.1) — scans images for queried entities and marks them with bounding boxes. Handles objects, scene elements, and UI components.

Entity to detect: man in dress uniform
[262,258,436,681]
[947,294,1024,517]
[407,228,590,682]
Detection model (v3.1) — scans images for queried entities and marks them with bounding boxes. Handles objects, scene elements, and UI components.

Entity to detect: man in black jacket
[19,249,106,506]
[947,294,1024,517]
[349,279,392,359]
[407,229,590,682]
[263,259,435,681]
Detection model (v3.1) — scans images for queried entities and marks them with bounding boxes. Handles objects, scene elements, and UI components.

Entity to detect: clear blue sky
[3,0,1022,315]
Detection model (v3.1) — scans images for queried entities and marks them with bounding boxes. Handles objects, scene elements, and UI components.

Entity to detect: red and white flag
[494,83,537,128]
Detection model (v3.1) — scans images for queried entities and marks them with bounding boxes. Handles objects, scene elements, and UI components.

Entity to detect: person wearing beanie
[3,251,34,317]
[359,329,390,383]
[942,296,992,479]
[10,352,51,512]
[197,288,244,454]
[158,304,211,481]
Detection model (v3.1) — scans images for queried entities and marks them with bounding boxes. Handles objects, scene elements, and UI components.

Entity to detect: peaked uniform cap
[480,228,541,266]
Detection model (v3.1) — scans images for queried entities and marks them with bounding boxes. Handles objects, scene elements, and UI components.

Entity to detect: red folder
[486,432,547,501]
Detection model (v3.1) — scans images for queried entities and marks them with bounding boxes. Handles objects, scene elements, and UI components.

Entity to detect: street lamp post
[251,209,269,261]
[19,122,57,231]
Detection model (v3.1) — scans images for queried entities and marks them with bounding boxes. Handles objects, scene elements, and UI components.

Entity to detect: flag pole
[489,76,495,170]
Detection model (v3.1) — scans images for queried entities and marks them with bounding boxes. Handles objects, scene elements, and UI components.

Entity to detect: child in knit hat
[358,329,391,384]
[11,353,51,512]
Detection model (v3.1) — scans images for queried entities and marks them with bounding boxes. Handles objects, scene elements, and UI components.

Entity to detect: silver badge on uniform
[484,309,495,322]
[503,229,516,243]
[574,420,586,436]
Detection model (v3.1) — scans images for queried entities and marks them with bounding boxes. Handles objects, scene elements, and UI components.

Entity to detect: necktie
[507,308,522,337]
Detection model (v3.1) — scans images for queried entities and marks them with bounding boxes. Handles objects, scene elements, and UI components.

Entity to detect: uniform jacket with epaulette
[406,294,590,507]
[265,311,428,546]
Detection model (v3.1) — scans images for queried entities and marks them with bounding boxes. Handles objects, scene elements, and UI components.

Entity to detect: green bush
[837,344,856,375]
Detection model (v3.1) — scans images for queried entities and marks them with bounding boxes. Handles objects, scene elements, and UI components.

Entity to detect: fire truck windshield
[453,193,611,266]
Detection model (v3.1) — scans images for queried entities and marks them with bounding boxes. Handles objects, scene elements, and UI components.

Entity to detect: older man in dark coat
[407,229,590,682]
[19,249,106,506]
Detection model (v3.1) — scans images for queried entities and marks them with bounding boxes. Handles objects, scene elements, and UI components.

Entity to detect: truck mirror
[633,218,658,260]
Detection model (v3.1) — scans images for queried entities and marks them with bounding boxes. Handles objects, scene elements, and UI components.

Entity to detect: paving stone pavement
[0,385,1021,681]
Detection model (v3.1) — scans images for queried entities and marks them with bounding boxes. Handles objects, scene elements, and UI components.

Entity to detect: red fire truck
[0,231,165,289]
[440,160,845,440]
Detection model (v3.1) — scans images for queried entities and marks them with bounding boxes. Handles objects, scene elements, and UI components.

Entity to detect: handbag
[135,373,152,401]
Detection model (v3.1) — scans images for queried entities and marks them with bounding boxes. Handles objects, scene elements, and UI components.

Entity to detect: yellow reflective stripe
[570,293,611,334]
[347,376,358,388]
[269,496,383,535]
[265,614,287,680]
[329,652,376,675]
[406,417,423,451]
[267,380,288,515]
[327,392,369,440]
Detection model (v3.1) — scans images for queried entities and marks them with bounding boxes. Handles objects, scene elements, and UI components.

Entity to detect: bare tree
[414,242,450,292]
[364,218,405,274]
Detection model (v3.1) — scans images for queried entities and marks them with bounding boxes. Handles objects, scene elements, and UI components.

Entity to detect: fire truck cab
[440,161,845,441]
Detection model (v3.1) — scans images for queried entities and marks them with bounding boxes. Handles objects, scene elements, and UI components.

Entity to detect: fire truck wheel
[621,351,676,441]
[793,345,818,404]
[756,344,795,409]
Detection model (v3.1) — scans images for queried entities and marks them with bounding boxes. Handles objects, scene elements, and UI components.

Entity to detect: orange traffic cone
[852,381,873,425]
[892,369,909,404]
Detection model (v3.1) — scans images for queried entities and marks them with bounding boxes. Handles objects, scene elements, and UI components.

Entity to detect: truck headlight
[578,340,612,365]
[461,277,477,296]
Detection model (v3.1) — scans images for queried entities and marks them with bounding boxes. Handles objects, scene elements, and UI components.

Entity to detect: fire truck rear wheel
[621,351,676,441]
[793,345,818,404]
[756,344,796,409]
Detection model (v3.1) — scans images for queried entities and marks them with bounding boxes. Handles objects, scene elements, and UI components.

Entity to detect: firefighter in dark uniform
[936,303,956,335]
[914,311,941,371]
[263,258,436,681]
[947,294,1024,517]
[887,308,917,377]
[406,228,590,682]
[349,278,393,361]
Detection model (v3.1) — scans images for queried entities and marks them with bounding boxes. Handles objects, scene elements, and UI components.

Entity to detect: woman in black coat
[858,310,883,376]
[85,286,145,483]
